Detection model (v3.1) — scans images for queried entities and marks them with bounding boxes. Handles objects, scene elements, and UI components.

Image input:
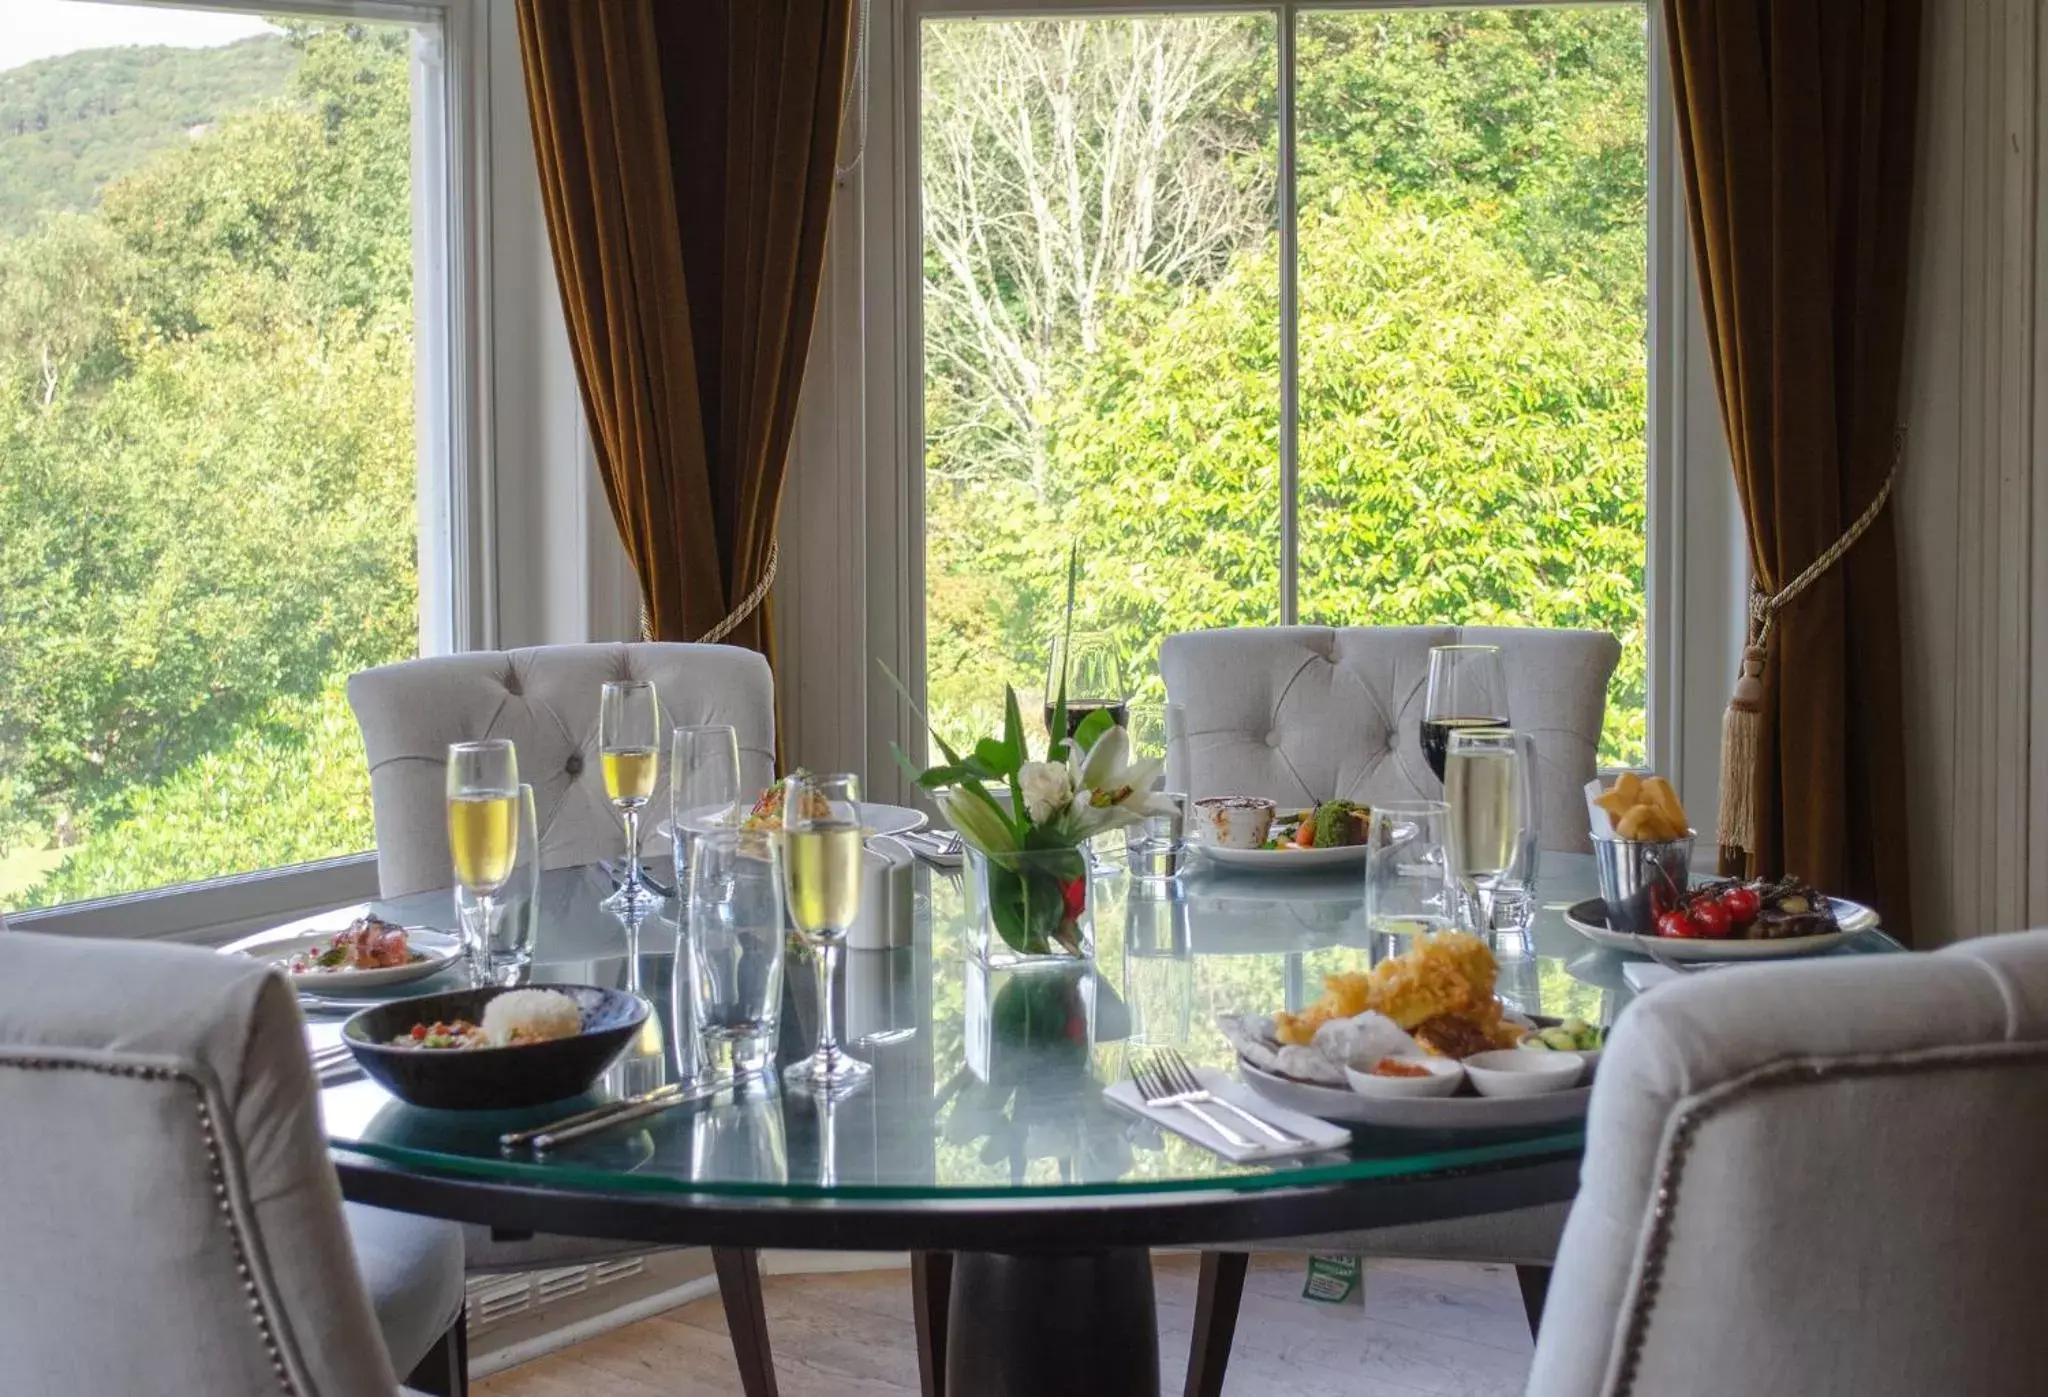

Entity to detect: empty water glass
[671,723,743,889]
[1124,790,1190,883]
[686,827,786,1085]
[1363,800,1456,964]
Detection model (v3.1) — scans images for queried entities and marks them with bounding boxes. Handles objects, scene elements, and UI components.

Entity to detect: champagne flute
[447,739,519,985]
[780,772,872,1097]
[1043,632,1129,745]
[1443,727,1538,938]
[600,680,662,913]
[1421,645,1510,784]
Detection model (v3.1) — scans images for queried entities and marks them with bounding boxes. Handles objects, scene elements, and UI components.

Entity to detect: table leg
[944,1249,1159,1397]
[912,1250,953,1397]
[1184,1252,1247,1397]
[713,1246,778,1397]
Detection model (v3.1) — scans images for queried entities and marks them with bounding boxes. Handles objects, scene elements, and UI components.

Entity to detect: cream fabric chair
[1528,930,2048,1397]
[346,642,780,1393]
[0,930,467,1396]
[1164,624,1615,1395]
[348,642,776,898]
[1160,624,1621,853]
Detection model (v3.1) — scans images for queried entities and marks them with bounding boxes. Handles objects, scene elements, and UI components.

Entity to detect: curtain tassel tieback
[1717,427,1905,865]
[638,539,782,645]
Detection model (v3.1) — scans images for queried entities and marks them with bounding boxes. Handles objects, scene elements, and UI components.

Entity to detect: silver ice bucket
[1592,833,1695,933]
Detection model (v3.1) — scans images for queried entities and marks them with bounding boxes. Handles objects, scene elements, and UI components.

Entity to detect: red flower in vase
[1060,875,1087,925]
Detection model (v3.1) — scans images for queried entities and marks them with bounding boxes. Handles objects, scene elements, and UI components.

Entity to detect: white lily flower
[938,787,1020,855]
[1061,727,1176,838]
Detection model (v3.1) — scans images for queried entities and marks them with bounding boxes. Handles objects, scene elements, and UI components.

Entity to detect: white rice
[481,988,582,1047]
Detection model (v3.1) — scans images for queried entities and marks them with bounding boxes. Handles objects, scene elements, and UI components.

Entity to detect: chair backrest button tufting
[564,753,584,777]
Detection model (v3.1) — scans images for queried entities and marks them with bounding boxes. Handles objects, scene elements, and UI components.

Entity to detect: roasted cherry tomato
[1717,885,1762,927]
[1686,901,1732,939]
[1656,909,1697,939]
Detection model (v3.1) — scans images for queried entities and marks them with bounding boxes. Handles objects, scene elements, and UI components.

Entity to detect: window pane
[1295,7,1649,765]
[920,15,1280,752]
[0,8,421,908]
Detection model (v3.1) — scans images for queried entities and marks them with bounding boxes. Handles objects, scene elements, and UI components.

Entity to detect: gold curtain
[515,0,854,662]
[1661,1,1918,928]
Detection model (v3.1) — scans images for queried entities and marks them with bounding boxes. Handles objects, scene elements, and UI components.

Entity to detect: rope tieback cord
[1718,426,1905,860]
[637,538,780,645]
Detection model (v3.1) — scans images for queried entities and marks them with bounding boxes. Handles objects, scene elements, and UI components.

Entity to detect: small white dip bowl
[1463,1049,1583,1098]
[1343,1055,1465,1099]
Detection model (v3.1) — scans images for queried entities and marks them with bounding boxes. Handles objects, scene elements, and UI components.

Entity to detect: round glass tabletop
[303,851,1896,1208]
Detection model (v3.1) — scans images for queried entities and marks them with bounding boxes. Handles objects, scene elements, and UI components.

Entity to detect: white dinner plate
[237,926,462,991]
[1563,896,1877,961]
[1199,841,1372,872]
[658,802,929,842]
[1236,1058,1591,1130]
[1195,813,1409,873]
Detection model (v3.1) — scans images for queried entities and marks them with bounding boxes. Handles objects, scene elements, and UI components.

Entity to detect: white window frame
[6,0,619,942]
[776,0,1744,817]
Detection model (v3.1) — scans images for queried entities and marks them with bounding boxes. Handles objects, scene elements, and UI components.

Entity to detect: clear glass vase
[965,845,1095,970]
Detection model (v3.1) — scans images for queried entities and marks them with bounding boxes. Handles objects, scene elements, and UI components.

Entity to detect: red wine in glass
[1422,645,1510,783]
[1045,698,1130,741]
[1421,716,1510,783]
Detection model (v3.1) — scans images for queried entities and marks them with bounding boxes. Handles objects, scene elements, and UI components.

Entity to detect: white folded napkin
[1622,961,1684,993]
[1104,1065,1349,1164]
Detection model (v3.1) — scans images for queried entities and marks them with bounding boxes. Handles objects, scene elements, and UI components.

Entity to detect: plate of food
[1218,930,1601,1129]
[239,915,461,991]
[340,985,650,1110]
[1564,880,1877,962]
[659,773,927,842]
[1195,798,1377,870]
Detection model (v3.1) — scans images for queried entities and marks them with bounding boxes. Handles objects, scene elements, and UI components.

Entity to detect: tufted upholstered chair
[348,643,776,899]
[0,930,468,1396]
[1526,930,2048,1397]
[1165,624,1614,1396]
[345,642,780,1394]
[1160,625,1621,853]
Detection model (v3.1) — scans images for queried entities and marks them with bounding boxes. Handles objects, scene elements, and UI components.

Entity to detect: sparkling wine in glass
[780,771,872,1097]
[600,679,662,913]
[1043,632,1129,744]
[1421,645,1510,783]
[1444,727,1538,937]
[447,739,519,984]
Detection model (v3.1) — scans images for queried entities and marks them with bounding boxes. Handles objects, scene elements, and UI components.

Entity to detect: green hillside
[0,34,297,236]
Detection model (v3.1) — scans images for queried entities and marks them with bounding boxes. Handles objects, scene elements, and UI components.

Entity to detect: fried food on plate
[1275,930,1506,1045]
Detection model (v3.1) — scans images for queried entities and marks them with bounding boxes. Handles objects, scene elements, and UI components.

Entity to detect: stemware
[446,739,519,985]
[600,680,662,913]
[1043,632,1129,744]
[686,827,787,1086]
[1421,645,1510,784]
[1443,727,1540,943]
[671,723,743,888]
[1363,800,1456,963]
[779,772,872,1097]
[457,782,539,984]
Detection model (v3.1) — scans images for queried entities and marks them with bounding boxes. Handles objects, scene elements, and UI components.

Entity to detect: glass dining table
[301,849,1901,1391]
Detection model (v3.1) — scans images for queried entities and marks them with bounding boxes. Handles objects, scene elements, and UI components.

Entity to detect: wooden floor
[476,1254,1534,1397]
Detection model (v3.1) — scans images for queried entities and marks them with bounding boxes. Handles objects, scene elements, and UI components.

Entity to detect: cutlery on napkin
[1104,1067,1347,1164]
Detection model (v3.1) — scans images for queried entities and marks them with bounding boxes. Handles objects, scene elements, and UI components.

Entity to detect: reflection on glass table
[315,853,1900,1202]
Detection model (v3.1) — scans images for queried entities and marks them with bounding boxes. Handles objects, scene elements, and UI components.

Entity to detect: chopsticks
[499,1080,720,1153]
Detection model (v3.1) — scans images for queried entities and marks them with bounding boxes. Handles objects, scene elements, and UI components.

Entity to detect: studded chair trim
[1605,1040,2048,1396]
[0,1048,307,1395]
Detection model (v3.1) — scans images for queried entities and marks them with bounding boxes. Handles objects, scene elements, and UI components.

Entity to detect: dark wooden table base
[944,1249,1161,1397]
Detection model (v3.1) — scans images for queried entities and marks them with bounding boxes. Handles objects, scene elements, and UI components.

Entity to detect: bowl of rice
[340,984,650,1110]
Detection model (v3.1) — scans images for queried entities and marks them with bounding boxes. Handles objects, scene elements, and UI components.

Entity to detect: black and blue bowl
[341,984,650,1110]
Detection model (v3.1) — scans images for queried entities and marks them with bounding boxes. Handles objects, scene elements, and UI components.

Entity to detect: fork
[1131,1054,1251,1150]
[1152,1048,1300,1145]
